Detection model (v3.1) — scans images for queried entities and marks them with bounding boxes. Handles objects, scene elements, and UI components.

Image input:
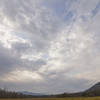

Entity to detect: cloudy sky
[0,0,100,94]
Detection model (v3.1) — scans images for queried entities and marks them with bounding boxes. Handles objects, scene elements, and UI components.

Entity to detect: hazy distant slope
[86,82,100,92]
[20,91,45,96]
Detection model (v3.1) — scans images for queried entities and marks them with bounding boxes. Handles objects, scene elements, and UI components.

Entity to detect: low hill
[56,82,100,97]
[86,82,100,92]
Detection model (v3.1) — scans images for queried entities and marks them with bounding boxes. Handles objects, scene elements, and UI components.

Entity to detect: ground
[0,97,100,100]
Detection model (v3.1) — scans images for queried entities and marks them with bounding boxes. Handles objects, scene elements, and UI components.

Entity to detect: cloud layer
[0,0,100,94]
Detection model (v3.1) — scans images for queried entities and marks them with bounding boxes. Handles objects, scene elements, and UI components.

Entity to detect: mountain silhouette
[56,82,100,97]
[86,82,100,92]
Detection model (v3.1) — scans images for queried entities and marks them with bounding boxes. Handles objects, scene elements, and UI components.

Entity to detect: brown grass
[0,97,100,100]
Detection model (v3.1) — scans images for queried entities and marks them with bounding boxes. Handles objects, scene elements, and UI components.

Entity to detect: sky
[0,0,100,94]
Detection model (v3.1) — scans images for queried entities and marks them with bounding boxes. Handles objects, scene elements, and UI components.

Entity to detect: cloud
[0,0,100,94]
[0,44,21,75]
[0,70,43,83]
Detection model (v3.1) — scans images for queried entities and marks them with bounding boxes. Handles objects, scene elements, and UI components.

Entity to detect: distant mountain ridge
[55,82,100,97]
[86,82,100,92]
[20,82,100,97]
[20,91,46,96]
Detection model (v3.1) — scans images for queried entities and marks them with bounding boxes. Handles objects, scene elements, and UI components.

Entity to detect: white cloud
[0,70,43,83]
[0,0,100,93]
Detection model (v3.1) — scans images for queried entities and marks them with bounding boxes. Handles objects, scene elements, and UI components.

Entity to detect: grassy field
[0,97,100,100]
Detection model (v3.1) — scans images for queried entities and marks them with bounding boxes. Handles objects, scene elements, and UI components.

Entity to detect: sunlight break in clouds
[0,70,43,82]
[0,0,100,93]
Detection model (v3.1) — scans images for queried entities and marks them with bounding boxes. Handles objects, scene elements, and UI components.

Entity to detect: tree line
[0,88,31,98]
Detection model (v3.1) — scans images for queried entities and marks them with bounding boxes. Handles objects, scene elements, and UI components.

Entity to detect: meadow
[0,97,100,100]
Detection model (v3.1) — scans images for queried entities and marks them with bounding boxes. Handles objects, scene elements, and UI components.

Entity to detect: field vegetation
[0,97,100,100]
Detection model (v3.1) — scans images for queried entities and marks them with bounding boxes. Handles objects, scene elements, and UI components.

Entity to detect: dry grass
[0,97,100,100]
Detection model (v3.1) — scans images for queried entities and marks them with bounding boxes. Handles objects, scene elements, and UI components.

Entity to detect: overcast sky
[0,0,100,94]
